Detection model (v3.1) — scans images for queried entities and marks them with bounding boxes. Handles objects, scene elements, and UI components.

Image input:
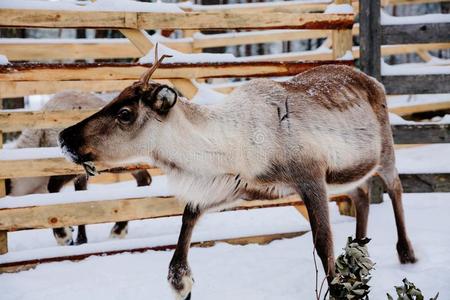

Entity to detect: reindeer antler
[140,43,173,87]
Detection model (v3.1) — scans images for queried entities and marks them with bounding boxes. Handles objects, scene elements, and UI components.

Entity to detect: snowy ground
[1,193,449,300]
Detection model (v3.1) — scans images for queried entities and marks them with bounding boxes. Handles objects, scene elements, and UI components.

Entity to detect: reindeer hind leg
[378,165,416,263]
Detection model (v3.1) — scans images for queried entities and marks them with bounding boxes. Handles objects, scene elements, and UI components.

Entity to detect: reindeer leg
[74,175,88,245]
[48,175,77,246]
[348,183,370,241]
[168,205,202,300]
[110,171,152,239]
[294,177,336,292]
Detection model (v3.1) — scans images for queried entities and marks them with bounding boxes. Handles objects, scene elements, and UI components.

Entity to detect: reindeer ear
[150,85,177,114]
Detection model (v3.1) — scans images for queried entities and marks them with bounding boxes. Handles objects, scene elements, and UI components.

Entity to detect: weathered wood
[359,0,381,80]
[0,39,191,61]
[382,74,450,95]
[382,23,450,45]
[400,173,450,193]
[0,231,308,274]
[0,109,98,132]
[0,231,7,255]
[392,124,450,144]
[193,29,332,49]
[382,0,448,5]
[0,129,6,255]
[390,99,450,116]
[0,157,160,179]
[332,0,353,59]
[0,196,304,231]
[0,9,354,30]
[0,61,354,82]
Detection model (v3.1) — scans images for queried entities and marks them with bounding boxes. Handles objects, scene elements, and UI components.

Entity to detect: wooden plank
[0,9,354,30]
[332,0,353,59]
[0,158,159,179]
[0,196,306,231]
[359,0,381,80]
[382,23,450,45]
[389,100,450,116]
[382,74,450,95]
[383,0,448,5]
[0,61,354,82]
[0,231,308,274]
[0,80,175,98]
[399,173,450,193]
[193,29,332,49]
[0,128,7,255]
[1,170,448,233]
[0,109,98,132]
[392,124,450,144]
[0,39,192,61]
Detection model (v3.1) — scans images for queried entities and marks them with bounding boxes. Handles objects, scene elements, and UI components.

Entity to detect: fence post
[359,0,381,80]
[332,0,353,59]
[360,0,384,204]
[0,126,7,255]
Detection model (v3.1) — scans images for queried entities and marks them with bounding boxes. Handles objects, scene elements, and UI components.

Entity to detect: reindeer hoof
[168,265,194,300]
[53,227,74,246]
[110,224,128,239]
[397,241,417,264]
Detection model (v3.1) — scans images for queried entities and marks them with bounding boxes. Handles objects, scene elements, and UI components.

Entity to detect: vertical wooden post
[359,0,381,80]
[332,0,353,59]
[0,127,8,255]
[360,0,385,203]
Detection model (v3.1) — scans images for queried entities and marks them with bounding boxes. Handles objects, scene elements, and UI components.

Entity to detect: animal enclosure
[0,0,449,274]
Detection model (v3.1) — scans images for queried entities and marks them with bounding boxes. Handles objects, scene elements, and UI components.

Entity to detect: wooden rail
[383,74,450,95]
[0,61,353,82]
[382,23,450,45]
[0,9,354,30]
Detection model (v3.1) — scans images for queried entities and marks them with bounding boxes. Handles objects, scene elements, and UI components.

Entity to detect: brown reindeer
[58,52,416,299]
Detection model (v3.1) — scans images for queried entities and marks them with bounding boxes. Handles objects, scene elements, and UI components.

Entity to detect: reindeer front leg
[168,204,202,300]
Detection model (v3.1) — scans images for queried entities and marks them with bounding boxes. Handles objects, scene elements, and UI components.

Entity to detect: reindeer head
[58,46,177,175]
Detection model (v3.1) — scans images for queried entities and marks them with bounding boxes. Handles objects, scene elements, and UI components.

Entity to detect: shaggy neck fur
[153,97,236,176]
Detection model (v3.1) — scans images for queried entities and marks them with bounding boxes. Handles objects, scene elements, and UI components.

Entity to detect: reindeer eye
[117,108,134,124]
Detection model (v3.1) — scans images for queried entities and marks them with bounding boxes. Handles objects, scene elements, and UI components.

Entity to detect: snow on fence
[0,0,449,273]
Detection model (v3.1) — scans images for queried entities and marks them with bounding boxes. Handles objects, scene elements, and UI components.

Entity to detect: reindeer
[6,90,151,246]
[58,51,416,299]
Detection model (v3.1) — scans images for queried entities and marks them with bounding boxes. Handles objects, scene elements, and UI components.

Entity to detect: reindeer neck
[157,98,234,174]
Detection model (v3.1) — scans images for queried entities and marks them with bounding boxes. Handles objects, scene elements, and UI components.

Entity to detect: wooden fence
[0,0,449,272]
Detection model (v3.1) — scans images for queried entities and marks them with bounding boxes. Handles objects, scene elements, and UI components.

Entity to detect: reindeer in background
[6,91,152,246]
[58,48,416,299]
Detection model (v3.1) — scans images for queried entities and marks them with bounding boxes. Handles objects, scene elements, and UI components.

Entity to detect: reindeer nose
[59,125,89,164]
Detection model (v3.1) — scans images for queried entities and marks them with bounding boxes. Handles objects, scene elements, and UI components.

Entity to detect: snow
[381,10,450,25]
[0,193,448,299]
[382,60,450,76]
[0,54,10,65]
[0,0,184,13]
[191,83,227,104]
[179,0,332,11]
[0,147,64,161]
[388,93,450,109]
[324,3,353,14]
[337,50,353,60]
[0,176,172,209]
[139,43,236,64]
[389,112,450,125]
